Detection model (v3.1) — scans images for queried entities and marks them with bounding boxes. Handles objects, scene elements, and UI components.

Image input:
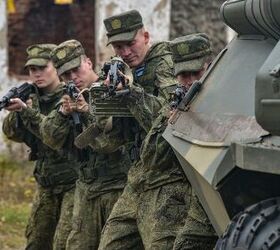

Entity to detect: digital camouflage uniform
[2,44,79,250]
[39,40,137,250]
[99,16,218,250]
[169,34,218,250]
[98,10,191,250]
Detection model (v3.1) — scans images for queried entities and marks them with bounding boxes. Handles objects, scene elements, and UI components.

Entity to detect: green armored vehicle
[163,0,280,248]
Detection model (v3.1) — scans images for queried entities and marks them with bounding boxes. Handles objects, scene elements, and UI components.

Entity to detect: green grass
[0,202,30,225]
[0,155,35,250]
[0,202,31,250]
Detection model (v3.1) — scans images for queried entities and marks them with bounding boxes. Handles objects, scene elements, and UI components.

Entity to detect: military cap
[25,44,57,68]
[104,10,143,45]
[51,39,85,76]
[170,33,212,76]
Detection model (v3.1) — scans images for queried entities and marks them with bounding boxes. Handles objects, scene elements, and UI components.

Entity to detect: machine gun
[0,82,34,111]
[89,57,133,117]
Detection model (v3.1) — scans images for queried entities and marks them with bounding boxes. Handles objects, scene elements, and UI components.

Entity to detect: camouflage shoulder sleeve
[155,55,178,101]
[39,109,71,150]
[2,112,28,142]
[88,117,126,153]
[18,107,44,138]
[125,85,165,132]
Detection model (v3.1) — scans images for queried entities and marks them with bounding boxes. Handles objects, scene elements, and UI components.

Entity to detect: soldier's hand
[118,70,132,86]
[75,94,89,113]
[60,94,89,115]
[60,95,73,115]
[104,71,130,90]
[26,98,33,108]
[5,98,27,112]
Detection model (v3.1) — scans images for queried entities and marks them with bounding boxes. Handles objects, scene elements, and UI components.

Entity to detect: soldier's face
[61,57,95,90]
[28,61,59,91]
[112,29,150,68]
[177,64,208,89]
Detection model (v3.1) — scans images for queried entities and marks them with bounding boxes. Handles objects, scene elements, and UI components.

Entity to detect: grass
[0,155,35,250]
[0,202,31,250]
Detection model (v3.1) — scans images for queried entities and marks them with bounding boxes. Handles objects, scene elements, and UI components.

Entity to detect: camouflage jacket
[95,41,183,190]
[132,41,176,100]
[2,84,79,193]
[125,88,185,191]
[39,93,134,198]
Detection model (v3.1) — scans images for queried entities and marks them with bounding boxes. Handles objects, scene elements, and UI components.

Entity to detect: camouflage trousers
[172,194,218,250]
[66,180,123,250]
[98,180,192,250]
[25,186,75,250]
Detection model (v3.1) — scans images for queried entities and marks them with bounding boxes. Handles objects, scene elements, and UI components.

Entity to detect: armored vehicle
[163,0,280,248]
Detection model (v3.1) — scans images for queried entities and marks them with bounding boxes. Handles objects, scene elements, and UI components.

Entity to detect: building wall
[0,0,8,86]
[0,1,25,154]
[8,0,96,75]
[95,0,171,67]
[170,0,227,56]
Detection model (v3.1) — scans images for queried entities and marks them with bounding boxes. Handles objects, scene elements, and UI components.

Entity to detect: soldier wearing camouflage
[169,34,218,250]
[104,9,176,100]
[2,44,80,250]
[98,10,191,250]
[39,40,138,250]
[170,33,212,89]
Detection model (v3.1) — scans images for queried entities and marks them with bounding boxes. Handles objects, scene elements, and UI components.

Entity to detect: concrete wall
[8,0,96,75]
[0,2,11,151]
[95,0,171,68]
[0,0,8,89]
[170,0,227,56]
[0,1,24,154]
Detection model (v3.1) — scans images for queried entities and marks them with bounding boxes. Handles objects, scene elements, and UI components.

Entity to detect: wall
[0,0,24,154]
[8,0,96,75]
[170,0,227,56]
[0,0,8,88]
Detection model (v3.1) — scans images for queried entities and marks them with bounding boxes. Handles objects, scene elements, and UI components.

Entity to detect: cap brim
[174,57,206,76]
[57,56,81,76]
[106,30,138,46]
[25,58,49,67]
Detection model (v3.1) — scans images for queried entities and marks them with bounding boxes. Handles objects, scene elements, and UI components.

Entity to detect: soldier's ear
[84,56,93,69]
[144,31,150,44]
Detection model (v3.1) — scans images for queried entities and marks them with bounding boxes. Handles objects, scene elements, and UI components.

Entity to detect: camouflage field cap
[104,10,143,45]
[25,44,57,68]
[51,39,85,76]
[170,33,212,76]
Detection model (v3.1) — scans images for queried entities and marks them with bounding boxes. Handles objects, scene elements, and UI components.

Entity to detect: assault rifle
[63,80,81,127]
[89,57,132,117]
[0,82,34,111]
[102,58,130,97]
[169,84,187,110]
[63,80,79,100]
[63,80,86,162]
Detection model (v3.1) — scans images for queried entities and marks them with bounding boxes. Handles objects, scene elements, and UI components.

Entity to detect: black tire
[215,197,280,250]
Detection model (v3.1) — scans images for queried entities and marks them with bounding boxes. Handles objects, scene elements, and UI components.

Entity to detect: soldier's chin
[34,81,45,88]
[126,60,138,68]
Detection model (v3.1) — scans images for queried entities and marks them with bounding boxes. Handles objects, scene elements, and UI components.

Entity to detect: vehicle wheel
[215,197,280,250]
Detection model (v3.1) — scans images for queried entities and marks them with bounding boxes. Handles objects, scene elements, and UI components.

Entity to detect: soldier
[40,40,136,250]
[169,34,218,250]
[2,44,80,250]
[103,9,176,101]
[171,34,211,89]
[98,10,191,250]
